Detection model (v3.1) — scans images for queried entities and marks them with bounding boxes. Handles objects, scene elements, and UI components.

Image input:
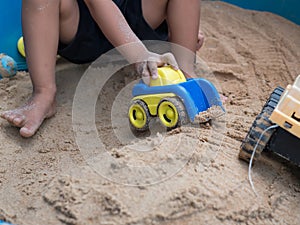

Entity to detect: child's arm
[85,0,145,60]
[84,0,177,83]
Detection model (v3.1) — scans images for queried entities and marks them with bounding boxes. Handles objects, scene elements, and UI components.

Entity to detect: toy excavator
[239,75,300,166]
[128,66,225,132]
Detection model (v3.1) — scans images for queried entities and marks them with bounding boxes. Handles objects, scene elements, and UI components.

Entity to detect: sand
[1,1,300,225]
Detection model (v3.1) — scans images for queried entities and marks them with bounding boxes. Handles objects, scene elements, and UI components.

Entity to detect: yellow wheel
[158,97,187,129]
[128,100,150,132]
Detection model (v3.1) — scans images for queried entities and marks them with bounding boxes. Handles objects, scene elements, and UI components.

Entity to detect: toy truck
[128,66,225,132]
[239,75,300,166]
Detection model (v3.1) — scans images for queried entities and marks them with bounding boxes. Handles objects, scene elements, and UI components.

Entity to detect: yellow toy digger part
[270,75,300,138]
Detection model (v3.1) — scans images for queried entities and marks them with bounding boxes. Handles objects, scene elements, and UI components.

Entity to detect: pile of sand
[0,1,300,224]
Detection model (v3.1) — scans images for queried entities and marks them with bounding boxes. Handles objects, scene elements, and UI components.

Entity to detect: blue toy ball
[0,221,14,225]
[0,54,18,79]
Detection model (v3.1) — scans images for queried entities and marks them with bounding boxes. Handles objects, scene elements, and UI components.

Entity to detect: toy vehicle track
[239,87,284,162]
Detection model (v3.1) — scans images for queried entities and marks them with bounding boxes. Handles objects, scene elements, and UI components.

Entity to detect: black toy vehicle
[239,75,300,166]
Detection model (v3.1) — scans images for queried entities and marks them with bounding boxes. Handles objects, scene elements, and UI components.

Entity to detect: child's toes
[12,115,26,127]
[20,126,35,138]
[6,113,16,123]
[0,111,10,120]
[8,114,19,124]
[20,121,41,138]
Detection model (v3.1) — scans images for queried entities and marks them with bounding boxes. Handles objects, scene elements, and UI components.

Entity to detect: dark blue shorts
[58,0,169,64]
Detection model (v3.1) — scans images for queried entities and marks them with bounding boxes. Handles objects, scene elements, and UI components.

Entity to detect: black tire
[239,87,284,163]
[157,97,188,129]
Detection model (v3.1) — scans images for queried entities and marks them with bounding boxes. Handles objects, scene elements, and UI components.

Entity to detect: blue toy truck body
[132,78,224,122]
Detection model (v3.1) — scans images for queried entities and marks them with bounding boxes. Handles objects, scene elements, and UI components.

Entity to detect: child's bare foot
[0,93,57,138]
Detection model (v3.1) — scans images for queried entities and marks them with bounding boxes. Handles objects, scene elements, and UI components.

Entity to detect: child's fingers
[136,52,179,85]
[136,62,151,85]
[196,31,205,50]
[147,57,158,80]
[161,53,179,70]
[142,72,151,85]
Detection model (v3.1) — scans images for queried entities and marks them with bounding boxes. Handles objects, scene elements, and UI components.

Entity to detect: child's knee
[59,0,78,17]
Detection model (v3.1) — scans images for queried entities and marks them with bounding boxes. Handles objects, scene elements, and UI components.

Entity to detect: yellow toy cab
[239,75,300,166]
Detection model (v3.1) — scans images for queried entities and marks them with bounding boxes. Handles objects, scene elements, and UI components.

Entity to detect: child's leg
[0,0,79,137]
[142,0,201,77]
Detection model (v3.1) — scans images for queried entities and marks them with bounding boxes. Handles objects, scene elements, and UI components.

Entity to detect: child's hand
[196,30,205,50]
[135,52,179,85]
